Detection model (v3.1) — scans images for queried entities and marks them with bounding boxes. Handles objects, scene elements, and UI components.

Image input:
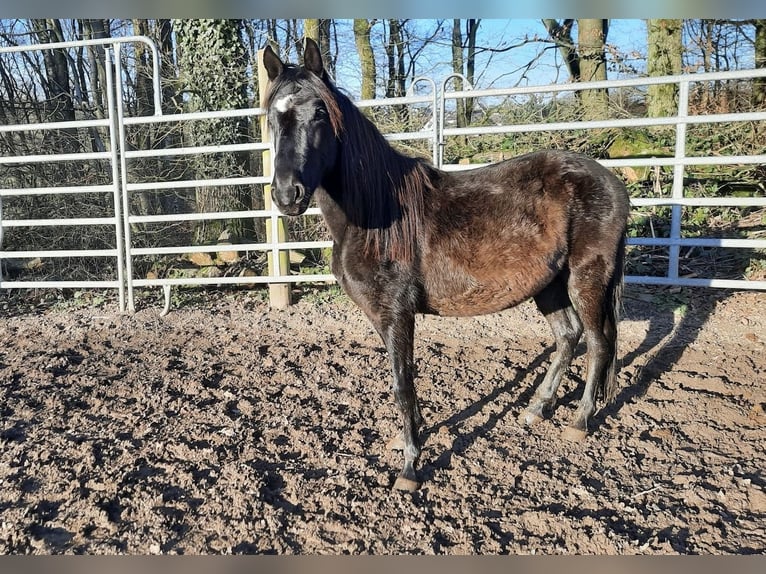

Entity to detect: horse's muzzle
[271,177,308,216]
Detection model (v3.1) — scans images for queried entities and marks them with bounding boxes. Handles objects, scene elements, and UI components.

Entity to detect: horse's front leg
[378,309,422,491]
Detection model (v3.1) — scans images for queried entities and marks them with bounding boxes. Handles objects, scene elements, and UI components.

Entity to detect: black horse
[263,39,630,491]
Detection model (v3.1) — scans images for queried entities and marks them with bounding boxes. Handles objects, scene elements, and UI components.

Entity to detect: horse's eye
[314,108,327,120]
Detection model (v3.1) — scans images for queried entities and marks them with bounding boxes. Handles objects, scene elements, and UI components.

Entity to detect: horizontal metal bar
[126,206,322,226]
[356,94,433,108]
[0,34,157,56]
[625,275,766,290]
[443,67,766,101]
[128,209,272,224]
[126,176,270,192]
[631,197,766,207]
[0,151,111,165]
[385,131,435,142]
[443,154,766,172]
[132,274,336,287]
[125,142,270,159]
[0,249,118,258]
[123,107,264,125]
[278,240,334,250]
[0,280,120,289]
[0,118,110,133]
[442,111,766,138]
[627,237,766,248]
[130,240,333,256]
[0,185,115,197]
[1,217,116,227]
[603,155,766,168]
[131,243,268,256]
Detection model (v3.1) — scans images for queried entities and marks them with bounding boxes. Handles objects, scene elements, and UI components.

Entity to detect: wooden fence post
[257,48,291,308]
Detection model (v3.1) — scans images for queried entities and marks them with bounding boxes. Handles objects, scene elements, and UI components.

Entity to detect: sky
[329,19,651,99]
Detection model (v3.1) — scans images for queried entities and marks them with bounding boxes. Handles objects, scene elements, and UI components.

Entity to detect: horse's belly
[424,267,556,317]
[426,285,528,317]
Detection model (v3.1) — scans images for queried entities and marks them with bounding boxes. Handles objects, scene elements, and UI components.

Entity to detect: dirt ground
[0,283,764,555]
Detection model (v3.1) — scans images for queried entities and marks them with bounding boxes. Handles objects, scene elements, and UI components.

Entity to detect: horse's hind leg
[563,264,618,442]
[520,275,583,426]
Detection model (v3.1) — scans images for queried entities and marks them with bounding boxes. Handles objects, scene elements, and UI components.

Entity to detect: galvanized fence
[439,71,766,291]
[1,36,765,314]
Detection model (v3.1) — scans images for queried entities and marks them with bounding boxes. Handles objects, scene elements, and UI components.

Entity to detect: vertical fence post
[257,49,291,309]
[668,79,690,281]
[104,47,127,313]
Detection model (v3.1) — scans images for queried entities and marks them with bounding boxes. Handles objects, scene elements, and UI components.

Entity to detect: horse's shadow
[416,285,724,481]
[417,349,553,482]
[595,285,722,424]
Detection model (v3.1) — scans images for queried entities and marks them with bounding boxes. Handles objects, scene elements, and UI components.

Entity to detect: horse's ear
[263,45,283,81]
[303,37,324,78]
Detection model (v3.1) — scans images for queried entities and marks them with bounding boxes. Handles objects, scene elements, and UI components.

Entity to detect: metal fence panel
[2,37,765,313]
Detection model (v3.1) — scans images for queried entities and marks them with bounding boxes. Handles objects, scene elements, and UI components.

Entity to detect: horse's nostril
[294,183,305,204]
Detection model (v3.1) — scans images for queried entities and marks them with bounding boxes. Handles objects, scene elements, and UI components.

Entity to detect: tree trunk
[74,19,109,155]
[385,19,406,99]
[451,19,466,127]
[755,20,766,106]
[30,19,78,153]
[451,19,480,128]
[129,19,163,217]
[353,19,376,99]
[319,19,334,78]
[577,19,609,120]
[464,19,479,126]
[131,19,154,117]
[304,19,319,41]
[542,19,580,80]
[385,20,408,123]
[174,19,253,244]
[647,19,683,117]
[155,19,185,216]
[304,19,333,78]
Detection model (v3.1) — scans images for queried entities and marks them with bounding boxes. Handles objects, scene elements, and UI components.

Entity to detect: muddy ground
[0,284,764,554]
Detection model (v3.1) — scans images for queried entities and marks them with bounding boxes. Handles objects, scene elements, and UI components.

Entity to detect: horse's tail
[600,234,625,403]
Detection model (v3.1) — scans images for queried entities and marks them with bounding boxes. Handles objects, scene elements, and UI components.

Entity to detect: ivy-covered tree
[173,19,253,244]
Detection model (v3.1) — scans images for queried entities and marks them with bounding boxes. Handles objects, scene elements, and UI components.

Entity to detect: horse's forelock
[265,71,344,138]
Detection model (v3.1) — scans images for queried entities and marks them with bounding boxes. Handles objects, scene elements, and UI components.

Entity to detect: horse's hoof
[518,410,543,427]
[386,435,405,451]
[562,426,588,442]
[393,476,420,492]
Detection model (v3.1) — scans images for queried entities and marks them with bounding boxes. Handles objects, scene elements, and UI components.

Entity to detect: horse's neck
[314,187,348,245]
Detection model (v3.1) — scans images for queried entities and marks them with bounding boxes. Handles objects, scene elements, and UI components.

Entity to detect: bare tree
[542,19,580,80]
[30,19,78,152]
[542,19,608,119]
[451,19,480,127]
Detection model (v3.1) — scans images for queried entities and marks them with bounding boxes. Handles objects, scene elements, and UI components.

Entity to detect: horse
[262,38,630,491]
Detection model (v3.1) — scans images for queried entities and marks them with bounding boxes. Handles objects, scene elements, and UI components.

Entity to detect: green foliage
[295,284,348,306]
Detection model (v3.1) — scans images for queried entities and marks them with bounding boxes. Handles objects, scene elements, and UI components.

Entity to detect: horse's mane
[330,82,434,264]
[268,67,431,264]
